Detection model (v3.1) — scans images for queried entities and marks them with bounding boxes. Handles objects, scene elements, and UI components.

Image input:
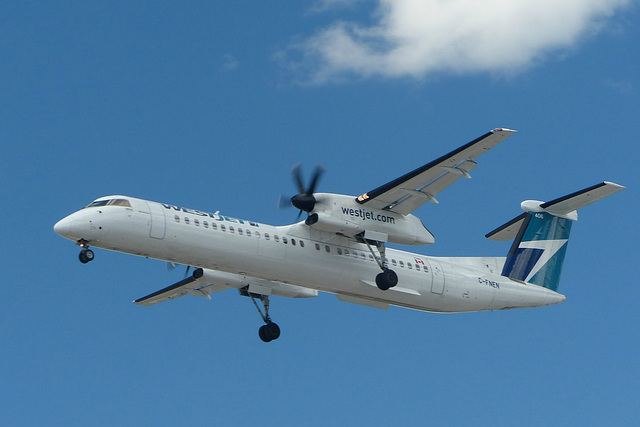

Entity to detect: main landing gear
[77,239,94,264]
[375,268,398,291]
[240,286,281,343]
[360,235,398,291]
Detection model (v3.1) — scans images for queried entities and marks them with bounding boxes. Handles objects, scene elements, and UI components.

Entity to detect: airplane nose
[54,217,71,237]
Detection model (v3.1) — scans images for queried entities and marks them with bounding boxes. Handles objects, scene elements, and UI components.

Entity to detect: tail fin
[486,182,625,291]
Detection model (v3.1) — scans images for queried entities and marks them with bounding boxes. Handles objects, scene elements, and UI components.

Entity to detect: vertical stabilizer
[486,182,625,291]
[501,212,572,291]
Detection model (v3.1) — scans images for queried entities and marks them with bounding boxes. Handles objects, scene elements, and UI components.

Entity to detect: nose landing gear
[77,239,94,264]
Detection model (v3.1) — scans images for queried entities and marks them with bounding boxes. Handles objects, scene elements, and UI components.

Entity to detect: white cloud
[222,54,239,71]
[604,78,635,94]
[285,0,632,82]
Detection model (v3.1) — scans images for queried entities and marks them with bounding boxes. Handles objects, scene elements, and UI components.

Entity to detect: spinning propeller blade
[289,164,325,215]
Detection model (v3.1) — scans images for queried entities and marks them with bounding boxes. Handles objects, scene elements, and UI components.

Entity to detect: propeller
[282,163,325,218]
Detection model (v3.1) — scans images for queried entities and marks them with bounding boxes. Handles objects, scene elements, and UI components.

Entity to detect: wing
[134,268,230,306]
[356,128,517,215]
[134,268,319,306]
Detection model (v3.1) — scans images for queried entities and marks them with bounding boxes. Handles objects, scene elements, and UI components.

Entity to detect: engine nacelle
[305,193,435,246]
[305,212,363,235]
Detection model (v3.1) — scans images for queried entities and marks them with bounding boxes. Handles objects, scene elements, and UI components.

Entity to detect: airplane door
[428,260,445,294]
[147,202,166,239]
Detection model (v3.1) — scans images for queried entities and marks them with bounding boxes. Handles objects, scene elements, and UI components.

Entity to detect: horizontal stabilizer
[540,181,625,215]
[486,182,625,241]
[485,213,527,241]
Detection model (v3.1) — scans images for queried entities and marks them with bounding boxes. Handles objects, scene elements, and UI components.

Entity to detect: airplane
[54,128,625,342]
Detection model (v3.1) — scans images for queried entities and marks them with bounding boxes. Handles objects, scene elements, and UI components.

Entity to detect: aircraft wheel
[79,249,94,264]
[259,322,281,342]
[265,322,280,341]
[259,325,268,342]
[376,268,398,290]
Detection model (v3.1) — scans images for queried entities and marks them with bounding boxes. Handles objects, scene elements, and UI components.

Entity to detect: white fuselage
[54,195,566,312]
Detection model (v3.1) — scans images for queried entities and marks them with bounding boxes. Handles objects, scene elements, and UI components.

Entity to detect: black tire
[79,249,94,264]
[259,325,271,342]
[375,268,398,290]
[264,322,281,341]
[384,269,398,287]
[375,273,390,290]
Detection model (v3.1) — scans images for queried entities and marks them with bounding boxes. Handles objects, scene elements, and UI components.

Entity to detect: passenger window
[203,221,208,228]
[299,240,304,248]
[416,264,421,271]
[274,235,280,242]
[255,231,260,238]
[174,215,180,223]
[229,226,235,233]
[221,224,226,232]
[212,223,217,230]
[369,254,374,261]
[265,233,270,241]
[184,217,190,225]
[238,228,243,235]
[325,245,330,253]
[392,259,397,266]
[315,243,321,250]
[424,266,429,273]
[291,238,296,246]
[194,219,200,226]
[360,253,366,259]
[337,248,342,255]
[246,230,251,237]
[344,249,349,256]
[283,237,288,244]
[399,260,404,268]
[408,263,412,270]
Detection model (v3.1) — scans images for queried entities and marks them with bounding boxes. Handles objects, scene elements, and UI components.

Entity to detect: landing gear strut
[77,239,94,264]
[240,287,281,342]
[361,236,398,291]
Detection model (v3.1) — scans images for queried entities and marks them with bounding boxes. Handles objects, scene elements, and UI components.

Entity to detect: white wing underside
[356,129,517,215]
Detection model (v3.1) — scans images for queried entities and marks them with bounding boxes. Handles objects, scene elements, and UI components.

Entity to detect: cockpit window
[86,199,131,208]
[86,200,109,208]
[109,199,131,207]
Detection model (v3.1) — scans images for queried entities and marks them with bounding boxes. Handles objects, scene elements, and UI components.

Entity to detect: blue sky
[2,1,639,425]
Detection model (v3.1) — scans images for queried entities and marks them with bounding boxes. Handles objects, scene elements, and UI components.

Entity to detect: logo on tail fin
[502,212,572,291]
